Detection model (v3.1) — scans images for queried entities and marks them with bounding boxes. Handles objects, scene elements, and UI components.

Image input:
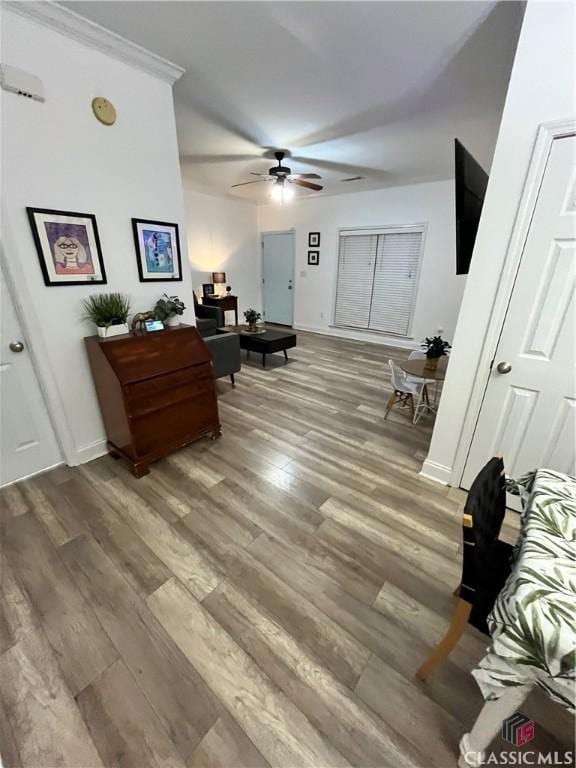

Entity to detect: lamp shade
[212,272,226,284]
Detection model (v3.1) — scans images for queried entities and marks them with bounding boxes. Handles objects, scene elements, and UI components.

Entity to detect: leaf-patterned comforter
[472,468,576,713]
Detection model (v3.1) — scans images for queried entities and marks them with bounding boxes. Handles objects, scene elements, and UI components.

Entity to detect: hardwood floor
[0,331,573,767]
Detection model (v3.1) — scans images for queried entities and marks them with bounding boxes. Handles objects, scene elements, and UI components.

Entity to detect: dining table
[398,355,448,422]
[458,467,576,767]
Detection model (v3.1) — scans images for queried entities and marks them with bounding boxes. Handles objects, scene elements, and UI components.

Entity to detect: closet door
[462,135,576,497]
[333,234,377,329]
[369,230,423,336]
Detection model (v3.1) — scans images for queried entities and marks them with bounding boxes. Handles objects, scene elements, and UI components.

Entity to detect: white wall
[1,10,194,466]
[257,180,465,349]
[183,186,261,319]
[423,0,576,485]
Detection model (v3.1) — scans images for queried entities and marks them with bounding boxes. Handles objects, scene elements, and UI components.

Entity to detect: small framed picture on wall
[202,283,215,297]
[308,232,320,247]
[308,250,320,266]
[132,218,182,282]
[27,207,107,286]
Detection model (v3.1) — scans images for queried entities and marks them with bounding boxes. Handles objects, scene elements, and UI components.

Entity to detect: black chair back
[460,457,513,634]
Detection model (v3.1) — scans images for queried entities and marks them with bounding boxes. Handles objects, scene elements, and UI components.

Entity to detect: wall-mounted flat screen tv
[455,138,489,275]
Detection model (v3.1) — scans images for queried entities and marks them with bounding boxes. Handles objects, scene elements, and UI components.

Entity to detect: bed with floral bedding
[472,468,576,713]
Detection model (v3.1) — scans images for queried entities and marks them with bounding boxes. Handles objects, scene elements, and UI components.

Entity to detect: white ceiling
[63,1,523,202]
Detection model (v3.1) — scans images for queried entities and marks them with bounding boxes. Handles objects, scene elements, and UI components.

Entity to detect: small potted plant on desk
[421,335,451,369]
[83,293,131,338]
[154,294,186,327]
[243,308,262,333]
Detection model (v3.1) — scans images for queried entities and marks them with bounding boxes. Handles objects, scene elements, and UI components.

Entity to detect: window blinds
[334,234,377,329]
[334,228,423,336]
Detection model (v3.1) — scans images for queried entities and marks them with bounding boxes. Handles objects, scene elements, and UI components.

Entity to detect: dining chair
[384,359,428,421]
[416,456,513,680]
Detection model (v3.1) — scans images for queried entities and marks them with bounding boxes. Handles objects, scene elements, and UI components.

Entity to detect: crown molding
[4,1,185,84]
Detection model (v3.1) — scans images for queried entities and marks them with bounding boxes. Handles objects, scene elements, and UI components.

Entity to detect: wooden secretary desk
[85,325,220,477]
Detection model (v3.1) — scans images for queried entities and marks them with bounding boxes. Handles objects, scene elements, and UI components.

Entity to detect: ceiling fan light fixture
[232,149,323,195]
[271,181,294,204]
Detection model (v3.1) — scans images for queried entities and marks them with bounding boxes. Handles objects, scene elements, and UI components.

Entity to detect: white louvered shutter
[334,227,423,336]
[368,231,423,335]
[333,234,377,329]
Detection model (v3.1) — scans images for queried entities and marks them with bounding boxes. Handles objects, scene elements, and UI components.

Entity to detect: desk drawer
[131,393,219,457]
[126,365,214,417]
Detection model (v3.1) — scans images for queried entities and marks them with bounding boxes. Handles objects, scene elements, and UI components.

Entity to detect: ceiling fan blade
[290,173,322,179]
[231,178,274,188]
[290,178,323,192]
[250,172,270,177]
[181,153,262,164]
[292,155,388,179]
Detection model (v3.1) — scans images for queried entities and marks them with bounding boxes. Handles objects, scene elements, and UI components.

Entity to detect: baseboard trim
[420,458,453,486]
[293,323,419,350]
[0,461,64,489]
[72,438,109,466]
[2,438,111,486]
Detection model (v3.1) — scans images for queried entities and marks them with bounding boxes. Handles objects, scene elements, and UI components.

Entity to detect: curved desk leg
[458,685,533,767]
[416,598,471,679]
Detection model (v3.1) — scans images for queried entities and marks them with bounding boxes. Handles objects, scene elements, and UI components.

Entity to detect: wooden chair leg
[408,393,415,421]
[384,392,397,419]
[415,598,471,680]
[423,385,430,405]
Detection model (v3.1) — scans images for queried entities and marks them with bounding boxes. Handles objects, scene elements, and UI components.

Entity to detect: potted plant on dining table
[421,335,451,370]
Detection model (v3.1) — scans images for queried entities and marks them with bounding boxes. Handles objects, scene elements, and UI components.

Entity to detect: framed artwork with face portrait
[26,207,107,286]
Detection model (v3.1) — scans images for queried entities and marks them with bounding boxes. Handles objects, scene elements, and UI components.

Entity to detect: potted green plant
[243,308,261,332]
[154,294,186,327]
[421,335,451,359]
[82,293,131,338]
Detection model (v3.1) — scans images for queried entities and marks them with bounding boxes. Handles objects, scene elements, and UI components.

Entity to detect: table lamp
[212,272,226,297]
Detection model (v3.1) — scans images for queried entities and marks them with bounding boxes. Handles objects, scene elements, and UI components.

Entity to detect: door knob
[496,361,512,374]
[9,341,24,353]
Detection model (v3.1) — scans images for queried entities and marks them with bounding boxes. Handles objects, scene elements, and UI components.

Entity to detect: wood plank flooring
[1,330,573,767]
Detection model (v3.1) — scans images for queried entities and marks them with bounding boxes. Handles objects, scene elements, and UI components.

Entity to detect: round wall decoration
[91,97,116,126]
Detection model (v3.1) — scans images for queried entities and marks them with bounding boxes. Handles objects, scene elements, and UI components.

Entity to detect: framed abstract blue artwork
[132,218,182,282]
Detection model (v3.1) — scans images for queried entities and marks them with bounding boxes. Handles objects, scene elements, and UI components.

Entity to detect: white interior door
[462,136,576,495]
[1,264,61,486]
[262,232,294,325]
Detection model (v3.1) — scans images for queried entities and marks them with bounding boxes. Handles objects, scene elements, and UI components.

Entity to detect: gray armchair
[194,291,240,384]
[193,293,224,337]
[203,331,241,385]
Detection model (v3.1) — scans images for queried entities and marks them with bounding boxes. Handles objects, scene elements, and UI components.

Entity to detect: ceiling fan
[231,151,323,193]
